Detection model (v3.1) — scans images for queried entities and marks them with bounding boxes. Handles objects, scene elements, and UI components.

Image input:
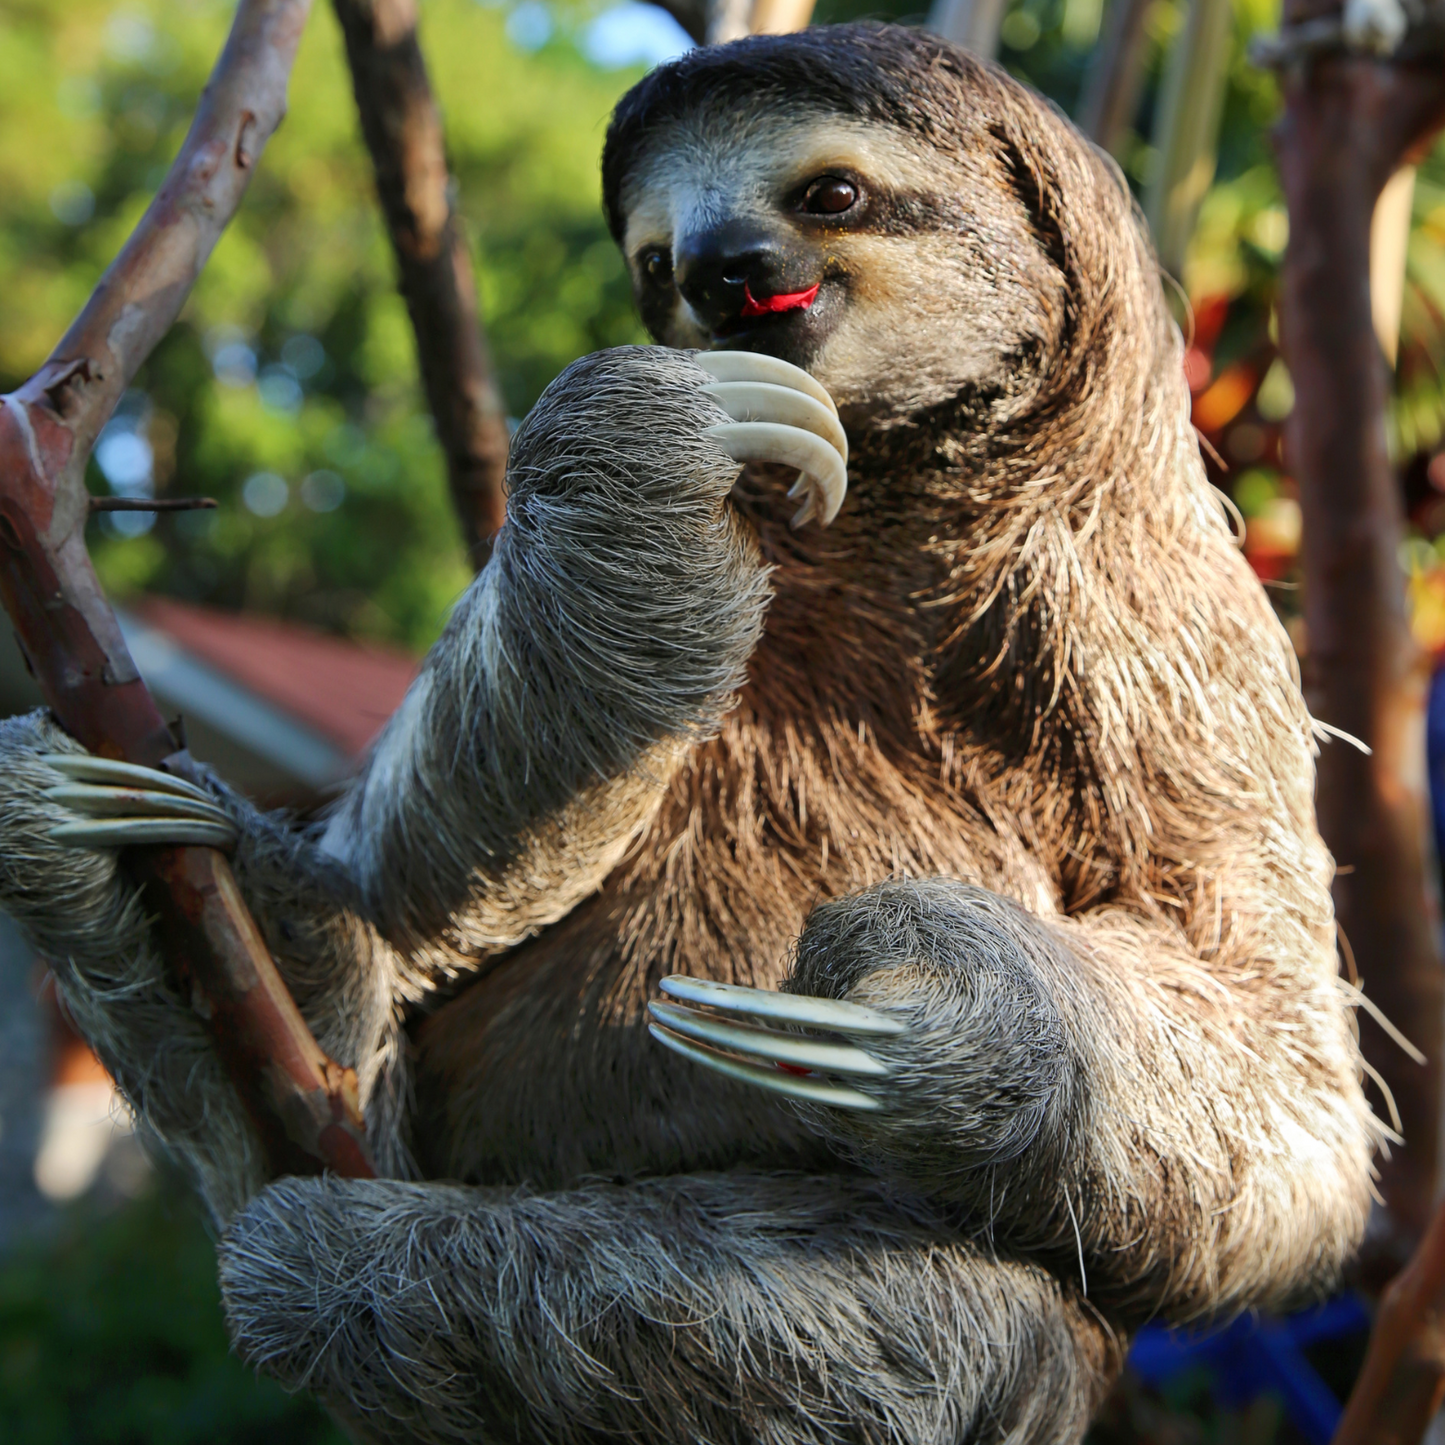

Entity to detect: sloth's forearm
[1045,909,1377,1320]
[0,713,267,1222]
[787,881,1376,1321]
[324,530,764,954]
[323,358,768,955]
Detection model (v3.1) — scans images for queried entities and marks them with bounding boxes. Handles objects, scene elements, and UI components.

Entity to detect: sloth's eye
[641,248,673,286]
[802,177,858,215]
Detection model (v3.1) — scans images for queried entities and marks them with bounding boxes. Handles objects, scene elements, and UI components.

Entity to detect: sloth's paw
[647,973,903,1111]
[696,351,848,527]
[41,753,238,850]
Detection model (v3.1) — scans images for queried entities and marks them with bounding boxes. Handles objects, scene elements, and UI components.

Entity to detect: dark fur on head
[603,24,1008,240]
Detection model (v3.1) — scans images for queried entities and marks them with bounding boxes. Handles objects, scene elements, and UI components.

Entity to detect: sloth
[0,23,1380,1445]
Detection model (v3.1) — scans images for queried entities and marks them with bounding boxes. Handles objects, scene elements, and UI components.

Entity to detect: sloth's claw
[650,974,902,1111]
[41,753,215,804]
[702,382,848,464]
[658,975,905,1034]
[695,350,838,416]
[704,421,847,527]
[648,1024,883,1111]
[50,819,239,849]
[696,351,847,527]
[44,783,235,827]
[648,1000,891,1076]
[40,756,238,850]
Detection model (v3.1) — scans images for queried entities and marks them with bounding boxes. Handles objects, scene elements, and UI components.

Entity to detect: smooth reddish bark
[0,0,373,1179]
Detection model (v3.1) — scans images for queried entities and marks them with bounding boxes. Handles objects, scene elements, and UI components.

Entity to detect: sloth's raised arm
[317,346,837,957]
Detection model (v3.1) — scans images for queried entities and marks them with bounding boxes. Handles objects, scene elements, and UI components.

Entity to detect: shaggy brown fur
[0,24,1379,1443]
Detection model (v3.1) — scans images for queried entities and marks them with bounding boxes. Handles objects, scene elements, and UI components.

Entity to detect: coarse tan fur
[0,24,1380,1444]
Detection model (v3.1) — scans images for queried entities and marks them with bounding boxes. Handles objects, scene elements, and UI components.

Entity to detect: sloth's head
[602,24,1146,426]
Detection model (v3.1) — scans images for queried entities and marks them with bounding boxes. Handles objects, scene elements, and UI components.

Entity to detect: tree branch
[331,0,510,570]
[0,0,374,1180]
[1276,49,1445,1260]
[1334,1191,1445,1444]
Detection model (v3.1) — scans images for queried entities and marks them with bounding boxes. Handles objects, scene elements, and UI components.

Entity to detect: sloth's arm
[0,347,839,1215]
[654,877,1378,1324]
[35,348,842,969]
[219,1170,1112,1445]
[312,345,844,957]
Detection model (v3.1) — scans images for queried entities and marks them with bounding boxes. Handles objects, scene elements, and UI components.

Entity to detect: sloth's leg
[220,1170,1118,1445]
[317,345,846,958]
[654,877,1377,1324]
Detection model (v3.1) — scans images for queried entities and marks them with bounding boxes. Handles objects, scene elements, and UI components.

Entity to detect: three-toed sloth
[0,24,1379,1445]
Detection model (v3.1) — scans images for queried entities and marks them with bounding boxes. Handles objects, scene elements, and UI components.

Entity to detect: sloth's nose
[675,223,801,330]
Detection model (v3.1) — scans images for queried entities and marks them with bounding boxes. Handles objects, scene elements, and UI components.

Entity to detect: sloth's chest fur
[411,576,1065,1188]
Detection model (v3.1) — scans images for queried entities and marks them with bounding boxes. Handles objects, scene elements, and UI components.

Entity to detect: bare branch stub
[0,0,374,1180]
[331,0,511,570]
[90,496,218,512]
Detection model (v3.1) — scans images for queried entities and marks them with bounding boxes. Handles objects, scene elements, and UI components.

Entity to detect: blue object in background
[1126,1294,1370,1443]
[1428,663,1445,867]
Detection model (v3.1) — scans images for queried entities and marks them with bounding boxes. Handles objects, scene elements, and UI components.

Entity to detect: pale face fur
[618,108,1066,419]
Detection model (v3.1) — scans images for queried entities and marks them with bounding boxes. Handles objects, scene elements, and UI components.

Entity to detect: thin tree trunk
[1077,0,1152,153]
[1144,0,1235,277]
[0,0,374,1179]
[331,0,510,570]
[1333,1191,1445,1443]
[1276,44,1445,1256]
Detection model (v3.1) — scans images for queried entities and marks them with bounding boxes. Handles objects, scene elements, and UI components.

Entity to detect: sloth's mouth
[709,281,830,354]
[739,281,819,318]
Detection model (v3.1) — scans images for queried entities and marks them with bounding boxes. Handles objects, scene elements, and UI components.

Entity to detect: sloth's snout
[676,222,818,334]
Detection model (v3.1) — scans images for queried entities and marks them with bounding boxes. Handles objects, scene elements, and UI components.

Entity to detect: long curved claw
[40,754,214,805]
[695,351,838,416]
[44,784,235,828]
[648,1000,891,1077]
[650,974,902,1112]
[659,975,904,1035]
[702,382,848,464]
[50,819,239,849]
[695,351,847,528]
[39,754,238,851]
[647,1024,883,1111]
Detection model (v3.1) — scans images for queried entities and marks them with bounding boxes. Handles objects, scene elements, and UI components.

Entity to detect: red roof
[134,597,418,758]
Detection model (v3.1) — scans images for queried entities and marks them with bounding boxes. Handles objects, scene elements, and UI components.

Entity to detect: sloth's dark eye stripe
[810,184,963,238]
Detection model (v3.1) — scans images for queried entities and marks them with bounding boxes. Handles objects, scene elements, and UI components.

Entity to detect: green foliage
[0,1182,342,1445]
[0,0,646,651]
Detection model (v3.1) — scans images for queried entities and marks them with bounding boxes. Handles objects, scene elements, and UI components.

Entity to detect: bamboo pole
[1077,0,1153,154]
[928,0,1007,58]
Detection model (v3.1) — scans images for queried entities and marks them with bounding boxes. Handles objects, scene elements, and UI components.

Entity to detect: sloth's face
[616,110,1063,419]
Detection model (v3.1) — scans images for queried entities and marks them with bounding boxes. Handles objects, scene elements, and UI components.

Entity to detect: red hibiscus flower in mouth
[739,281,821,319]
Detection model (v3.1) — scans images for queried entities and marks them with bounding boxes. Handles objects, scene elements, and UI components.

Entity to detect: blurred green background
[1,0,1440,1439]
